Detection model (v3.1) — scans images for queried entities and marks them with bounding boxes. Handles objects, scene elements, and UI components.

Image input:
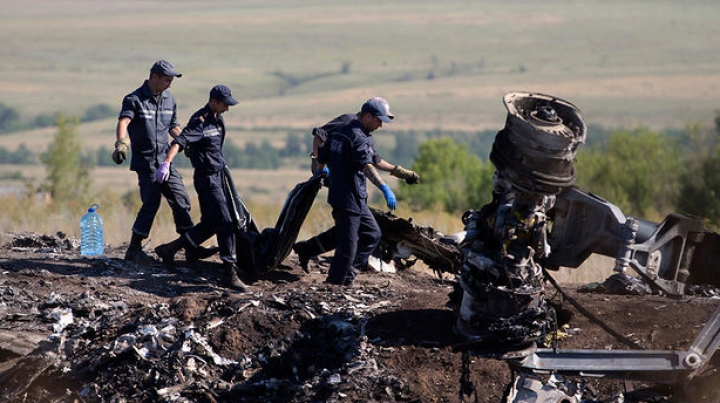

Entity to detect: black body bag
[223,166,323,273]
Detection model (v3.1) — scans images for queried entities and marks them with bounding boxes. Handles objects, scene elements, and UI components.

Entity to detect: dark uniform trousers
[327,202,381,285]
[183,169,236,264]
[133,166,193,238]
[299,226,337,255]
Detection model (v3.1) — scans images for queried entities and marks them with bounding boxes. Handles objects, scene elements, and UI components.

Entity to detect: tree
[223,139,245,168]
[677,154,720,228]
[0,144,35,164]
[40,114,92,204]
[0,101,21,134]
[32,113,56,128]
[254,140,281,169]
[676,112,720,228]
[575,127,682,219]
[82,103,115,122]
[280,132,305,157]
[391,131,420,167]
[10,143,34,164]
[399,138,494,213]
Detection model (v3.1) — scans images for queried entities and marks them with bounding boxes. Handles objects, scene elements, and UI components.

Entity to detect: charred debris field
[0,232,719,403]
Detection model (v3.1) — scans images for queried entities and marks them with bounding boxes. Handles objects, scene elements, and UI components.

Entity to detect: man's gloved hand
[112,137,131,165]
[316,166,330,178]
[379,184,396,211]
[155,162,170,184]
[391,165,420,185]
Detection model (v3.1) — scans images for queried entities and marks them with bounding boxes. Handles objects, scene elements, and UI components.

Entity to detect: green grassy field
[1,0,719,131]
[0,1,718,283]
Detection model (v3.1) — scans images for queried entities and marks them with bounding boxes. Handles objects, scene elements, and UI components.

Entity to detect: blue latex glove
[155,162,170,184]
[379,184,396,211]
[316,166,330,178]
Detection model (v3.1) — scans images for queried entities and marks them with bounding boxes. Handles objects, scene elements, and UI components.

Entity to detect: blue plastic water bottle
[80,203,104,256]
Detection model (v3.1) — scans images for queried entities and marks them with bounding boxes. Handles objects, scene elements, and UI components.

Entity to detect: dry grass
[0,165,316,245]
[0,166,617,285]
[1,160,463,243]
[550,255,617,285]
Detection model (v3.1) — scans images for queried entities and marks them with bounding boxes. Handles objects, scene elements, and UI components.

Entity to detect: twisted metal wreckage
[449,92,720,403]
[224,91,720,402]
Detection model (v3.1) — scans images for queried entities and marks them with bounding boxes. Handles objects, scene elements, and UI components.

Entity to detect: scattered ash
[0,232,719,402]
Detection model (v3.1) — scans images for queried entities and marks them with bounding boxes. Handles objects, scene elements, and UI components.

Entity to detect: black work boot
[292,241,312,273]
[154,237,188,270]
[223,262,248,292]
[293,236,330,273]
[185,245,220,264]
[124,234,156,265]
[343,266,363,287]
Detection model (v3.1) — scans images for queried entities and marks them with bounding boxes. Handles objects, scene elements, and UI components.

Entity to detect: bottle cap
[88,203,100,213]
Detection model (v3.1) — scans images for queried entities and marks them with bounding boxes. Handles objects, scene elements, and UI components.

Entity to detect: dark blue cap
[210,84,238,106]
[150,60,182,78]
[361,97,394,123]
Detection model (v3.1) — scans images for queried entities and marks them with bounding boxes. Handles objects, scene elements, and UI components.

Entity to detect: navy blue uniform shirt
[172,105,227,173]
[314,114,382,165]
[312,113,354,144]
[118,80,180,173]
[318,118,375,213]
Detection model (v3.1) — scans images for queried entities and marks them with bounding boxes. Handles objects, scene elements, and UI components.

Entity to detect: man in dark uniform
[292,98,420,272]
[154,85,248,291]
[113,60,213,264]
[316,97,401,286]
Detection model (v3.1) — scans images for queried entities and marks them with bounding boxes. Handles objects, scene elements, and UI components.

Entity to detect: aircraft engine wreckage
[451,91,588,358]
[220,90,720,402]
[362,91,720,402]
[446,91,720,355]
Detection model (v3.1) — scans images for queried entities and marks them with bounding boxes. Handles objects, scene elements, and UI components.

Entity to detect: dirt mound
[0,232,719,402]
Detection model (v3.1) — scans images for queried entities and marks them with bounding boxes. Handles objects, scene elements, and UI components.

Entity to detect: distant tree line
[93,132,308,170]
[11,108,720,230]
[0,132,309,169]
[397,112,720,231]
[0,101,115,134]
[0,143,34,164]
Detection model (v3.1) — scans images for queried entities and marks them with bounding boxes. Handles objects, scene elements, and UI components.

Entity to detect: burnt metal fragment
[371,208,463,276]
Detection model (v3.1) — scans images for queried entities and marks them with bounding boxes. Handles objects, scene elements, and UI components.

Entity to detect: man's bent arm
[363,164,386,188]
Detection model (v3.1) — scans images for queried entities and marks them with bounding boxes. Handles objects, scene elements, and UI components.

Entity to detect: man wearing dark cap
[154,85,249,291]
[113,60,215,265]
[315,97,402,286]
[292,97,420,273]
